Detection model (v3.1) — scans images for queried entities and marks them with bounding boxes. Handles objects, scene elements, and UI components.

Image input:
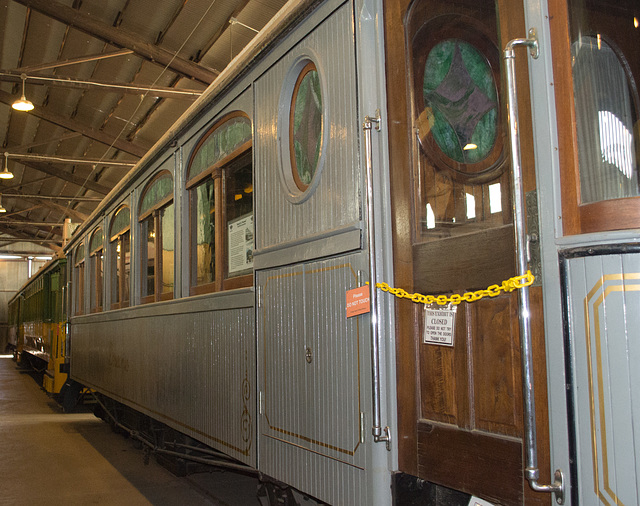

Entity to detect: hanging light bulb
[0,153,13,180]
[12,74,34,112]
[0,195,6,213]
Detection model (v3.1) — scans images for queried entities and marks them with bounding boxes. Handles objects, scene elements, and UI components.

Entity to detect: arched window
[109,205,131,309]
[139,171,174,303]
[89,228,104,312]
[74,243,85,315]
[186,112,253,295]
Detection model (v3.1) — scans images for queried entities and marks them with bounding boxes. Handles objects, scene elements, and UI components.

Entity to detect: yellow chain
[373,270,534,306]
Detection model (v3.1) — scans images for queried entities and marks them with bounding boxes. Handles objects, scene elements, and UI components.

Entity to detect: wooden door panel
[470,295,521,436]
[384,0,551,502]
[417,422,523,505]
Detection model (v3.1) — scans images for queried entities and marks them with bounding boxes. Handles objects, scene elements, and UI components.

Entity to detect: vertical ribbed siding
[70,296,256,467]
[258,252,370,505]
[255,3,360,252]
[566,251,640,505]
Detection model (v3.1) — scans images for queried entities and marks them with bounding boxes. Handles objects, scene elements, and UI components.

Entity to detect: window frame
[89,228,104,313]
[186,111,253,296]
[73,243,85,316]
[289,61,323,192]
[109,205,131,310]
[138,171,175,304]
[549,0,640,234]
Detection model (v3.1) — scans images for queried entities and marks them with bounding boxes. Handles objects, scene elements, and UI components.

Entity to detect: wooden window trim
[75,261,85,316]
[90,249,103,313]
[110,232,130,310]
[549,0,640,235]
[139,171,174,304]
[187,116,253,297]
[186,142,250,190]
[139,205,174,304]
[186,111,251,182]
[222,274,253,291]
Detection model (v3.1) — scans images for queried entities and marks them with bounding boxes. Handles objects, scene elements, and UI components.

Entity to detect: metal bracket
[526,190,542,286]
[373,426,391,452]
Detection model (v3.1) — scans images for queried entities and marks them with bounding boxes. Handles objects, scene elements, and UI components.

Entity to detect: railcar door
[384,0,553,504]
[386,0,640,504]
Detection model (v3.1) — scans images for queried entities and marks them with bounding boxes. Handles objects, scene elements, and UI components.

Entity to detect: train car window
[109,205,131,309]
[73,243,85,315]
[553,0,640,233]
[89,228,104,313]
[139,172,174,303]
[403,8,514,294]
[289,61,323,192]
[186,112,253,295]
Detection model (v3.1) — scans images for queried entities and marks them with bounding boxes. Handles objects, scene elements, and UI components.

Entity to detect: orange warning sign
[346,286,371,318]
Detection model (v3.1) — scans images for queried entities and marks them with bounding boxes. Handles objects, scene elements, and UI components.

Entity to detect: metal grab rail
[363,110,390,450]
[503,29,564,504]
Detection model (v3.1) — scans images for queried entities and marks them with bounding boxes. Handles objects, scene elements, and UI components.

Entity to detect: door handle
[503,28,565,504]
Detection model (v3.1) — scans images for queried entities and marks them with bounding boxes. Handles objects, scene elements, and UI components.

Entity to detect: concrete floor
[0,355,261,505]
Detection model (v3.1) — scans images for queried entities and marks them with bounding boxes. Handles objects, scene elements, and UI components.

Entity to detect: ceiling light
[12,74,34,112]
[0,195,5,213]
[0,153,13,180]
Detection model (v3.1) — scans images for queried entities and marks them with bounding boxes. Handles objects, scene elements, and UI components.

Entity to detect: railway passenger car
[56,0,640,504]
[8,256,68,395]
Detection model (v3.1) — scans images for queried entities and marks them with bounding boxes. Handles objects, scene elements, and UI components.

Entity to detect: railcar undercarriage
[91,393,327,506]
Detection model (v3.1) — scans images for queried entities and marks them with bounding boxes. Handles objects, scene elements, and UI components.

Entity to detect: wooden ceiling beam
[0,71,202,100]
[3,191,89,222]
[19,160,112,196]
[0,89,149,158]
[0,214,63,236]
[13,0,218,84]
[0,229,62,252]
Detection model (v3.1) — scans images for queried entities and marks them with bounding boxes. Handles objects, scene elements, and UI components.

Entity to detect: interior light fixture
[463,143,478,151]
[0,153,14,180]
[0,194,6,213]
[12,74,34,112]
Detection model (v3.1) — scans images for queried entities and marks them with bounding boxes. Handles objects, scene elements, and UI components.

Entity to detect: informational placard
[423,306,457,346]
[228,213,254,274]
[346,286,370,318]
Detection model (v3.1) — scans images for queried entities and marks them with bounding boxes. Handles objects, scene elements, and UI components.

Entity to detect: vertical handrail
[363,110,390,450]
[503,29,564,504]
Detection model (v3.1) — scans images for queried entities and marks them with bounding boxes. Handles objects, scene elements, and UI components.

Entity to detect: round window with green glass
[289,61,323,191]
[416,33,505,182]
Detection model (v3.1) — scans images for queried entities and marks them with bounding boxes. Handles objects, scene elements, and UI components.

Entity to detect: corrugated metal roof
[0,0,286,253]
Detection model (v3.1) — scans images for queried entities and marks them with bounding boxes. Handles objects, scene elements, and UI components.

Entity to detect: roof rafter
[13,0,219,84]
[3,191,89,222]
[0,89,149,158]
[19,160,112,196]
[0,72,202,100]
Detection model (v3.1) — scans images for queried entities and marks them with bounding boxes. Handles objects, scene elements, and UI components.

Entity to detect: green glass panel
[110,206,130,236]
[75,244,84,264]
[140,174,173,215]
[188,116,252,180]
[90,228,103,252]
[423,40,498,163]
[292,69,322,186]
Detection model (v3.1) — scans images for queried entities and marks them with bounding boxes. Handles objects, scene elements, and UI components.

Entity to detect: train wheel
[59,380,82,412]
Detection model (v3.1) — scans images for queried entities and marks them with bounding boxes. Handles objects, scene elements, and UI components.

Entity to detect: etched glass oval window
[423,40,498,164]
[290,62,323,191]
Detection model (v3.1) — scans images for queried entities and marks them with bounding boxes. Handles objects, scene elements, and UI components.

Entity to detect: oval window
[423,39,498,164]
[289,61,323,191]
